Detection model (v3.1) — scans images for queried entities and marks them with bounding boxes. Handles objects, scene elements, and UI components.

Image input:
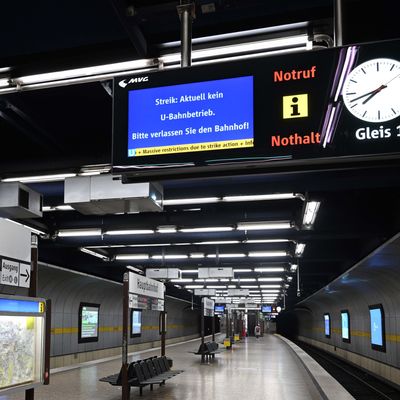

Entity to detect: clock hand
[384,72,400,86]
[349,85,387,103]
[362,88,386,104]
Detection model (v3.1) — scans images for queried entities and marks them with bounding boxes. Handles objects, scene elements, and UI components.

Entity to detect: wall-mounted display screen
[262,305,272,313]
[214,305,225,314]
[341,310,350,342]
[131,309,142,338]
[79,303,99,343]
[113,39,400,180]
[127,76,254,158]
[369,304,385,351]
[324,313,331,338]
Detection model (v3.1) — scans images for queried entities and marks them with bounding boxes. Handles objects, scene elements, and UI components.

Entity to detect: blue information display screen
[341,311,349,340]
[215,305,225,313]
[324,314,330,337]
[0,298,42,314]
[370,308,383,346]
[262,305,272,313]
[127,76,254,157]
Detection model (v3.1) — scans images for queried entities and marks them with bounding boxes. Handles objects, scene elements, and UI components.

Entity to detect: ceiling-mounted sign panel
[129,272,165,300]
[113,39,400,178]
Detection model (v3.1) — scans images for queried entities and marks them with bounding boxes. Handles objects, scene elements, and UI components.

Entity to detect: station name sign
[128,272,165,311]
[113,39,400,176]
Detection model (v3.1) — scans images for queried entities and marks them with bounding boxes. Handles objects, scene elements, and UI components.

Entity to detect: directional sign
[0,259,19,286]
[19,263,31,288]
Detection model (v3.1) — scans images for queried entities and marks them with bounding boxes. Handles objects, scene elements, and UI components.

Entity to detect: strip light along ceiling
[237,221,292,231]
[302,201,321,228]
[58,228,102,237]
[2,173,77,183]
[79,248,109,261]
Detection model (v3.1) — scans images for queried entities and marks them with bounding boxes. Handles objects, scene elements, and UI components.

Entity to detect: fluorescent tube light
[163,197,220,206]
[219,278,229,282]
[179,226,233,233]
[233,269,253,273]
[2,173,76,183]
[185,285,204,289]
[171,279,193,283]
[42,205,75,212]
[192,240,240,245]
[181,270,198,274]
[237,221,292,231]
[287,276,293,282]
[16,59,154,85]
[190,253,205,259]
[259,285,281,288]
[115,254,149,260]
[206,285,227,289]
[58,228,102,237]
[248,251,287,258]
[195,279,205,282]
[152,254,188,260]
[79,248,109,261]
[254,267,285,272]
[258,277,283,282]
[105,229,154,235]
[223,193,297,202]
[302,201,321,228]
[232,278,256,282]
[290,264,298,272]
[129,243,172,247]
[240,285,259,288]
[205,278,219,282]
[157,225,177,234]
[261,289,281,293]
[0,78,9,88]
[206,253,246,258]
[244,239,290,244]
[295,243,306,257]
[228,285,236,288]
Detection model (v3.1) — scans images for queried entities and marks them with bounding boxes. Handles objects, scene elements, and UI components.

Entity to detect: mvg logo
[118,76,149,88]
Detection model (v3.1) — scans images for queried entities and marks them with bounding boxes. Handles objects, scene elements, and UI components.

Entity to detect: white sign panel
[0,259,19,286]
[198,267,233,278]
[212,298,232,304]
[194,288,216,296]
[18,263,31,288]
[228,289,249,296]
[0,218,31,263]
[146,268,180,279]
[129,272,165,299]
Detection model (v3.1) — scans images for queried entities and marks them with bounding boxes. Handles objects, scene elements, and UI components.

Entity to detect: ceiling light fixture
[152,254,188,260]
[163,197,220,206]
[79,247,109,261]
[185,285,204,289]
[233,269,253,273]
[222,193,298,202]
[295,243,306,257]
[290,264,298,272]
[206,253,246,258]
[237,221,292,231]
[156,225,178,234]
[115,254,149,260]
[258,277,283,282]
[244,239,290,244]
[248,251,287,258]
[232,278,256,282]
[170,278,193,283]
[190,253,205,259]
[105,229,154,235]
[302,201,321,228]
[254,267,285,272]
[179,226,234,233]
[57,228,102,237]
[259,285,281,288]
[2,173,77,183]
[181,269,198,274]
[43,205,75,212]
[192,240,240,245]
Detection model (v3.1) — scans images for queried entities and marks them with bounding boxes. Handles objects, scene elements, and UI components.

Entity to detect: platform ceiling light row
[0,33,311,93]
[57,221,294,238]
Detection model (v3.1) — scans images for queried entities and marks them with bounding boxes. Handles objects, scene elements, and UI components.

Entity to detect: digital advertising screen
[369,305,385,351]
[214,305,225,314]
[79,303,99,343]
[262,305,272,313]
[113,39,400,179]
[131,309,142,338]
[324,314,331,338]
[341,310,350,342]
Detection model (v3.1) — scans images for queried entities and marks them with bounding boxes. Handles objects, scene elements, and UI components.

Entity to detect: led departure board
[113,39,400,177]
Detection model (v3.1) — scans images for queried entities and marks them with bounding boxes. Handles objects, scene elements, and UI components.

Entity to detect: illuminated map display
[0,316,40,389]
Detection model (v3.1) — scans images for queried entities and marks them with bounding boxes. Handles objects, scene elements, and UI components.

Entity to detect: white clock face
[342,58,400,123]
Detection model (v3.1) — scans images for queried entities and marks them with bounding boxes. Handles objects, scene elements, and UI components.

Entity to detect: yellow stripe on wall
[51,324,187,335]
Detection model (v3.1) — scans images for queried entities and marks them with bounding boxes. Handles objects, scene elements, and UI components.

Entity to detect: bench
[193,341,221,361]
[100,356,183,396]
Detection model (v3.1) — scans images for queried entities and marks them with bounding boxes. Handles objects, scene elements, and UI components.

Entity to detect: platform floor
[1,334,324,400]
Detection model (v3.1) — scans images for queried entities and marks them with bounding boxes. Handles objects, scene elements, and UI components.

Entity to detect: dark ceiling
[1,0,400,308]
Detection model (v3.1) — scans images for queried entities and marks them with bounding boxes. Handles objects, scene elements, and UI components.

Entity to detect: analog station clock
[342,58,400,123]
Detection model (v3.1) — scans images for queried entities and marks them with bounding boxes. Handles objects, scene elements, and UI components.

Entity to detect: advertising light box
[369,304,386,351]
[113,39,400,178]
[324,313,331,338]
[0,296,46,395]
[79,303,100,343]
[131,309,142,338]
[341,310,350,342]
